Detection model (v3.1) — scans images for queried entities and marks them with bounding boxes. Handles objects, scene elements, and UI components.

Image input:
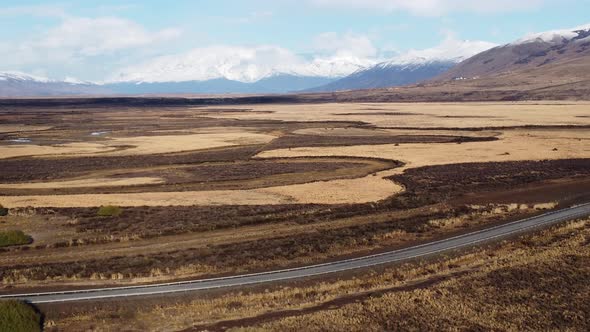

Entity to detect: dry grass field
[39,218,590,331]
[0,101,589,331]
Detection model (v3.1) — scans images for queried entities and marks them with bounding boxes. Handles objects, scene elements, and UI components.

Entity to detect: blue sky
[1,0,589,81]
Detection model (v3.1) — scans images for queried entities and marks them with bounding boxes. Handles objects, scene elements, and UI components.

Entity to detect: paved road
[2,203,590,304]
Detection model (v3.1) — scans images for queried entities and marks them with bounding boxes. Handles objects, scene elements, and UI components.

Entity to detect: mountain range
[0,72,108,97]
[1,23,589,97]
[436,23,590,81]
[307,39,496,92]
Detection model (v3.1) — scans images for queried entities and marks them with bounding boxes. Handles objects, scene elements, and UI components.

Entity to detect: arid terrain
[1,101,589,331]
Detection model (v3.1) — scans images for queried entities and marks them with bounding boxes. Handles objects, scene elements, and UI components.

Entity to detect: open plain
[1,101,590,331]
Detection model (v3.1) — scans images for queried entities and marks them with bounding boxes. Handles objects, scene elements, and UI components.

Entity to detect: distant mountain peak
[511,23,590,46]
[0,71,52,83]
[436,22,590,82]
[380,39,497,68]
[109,46,379,84]
[307,38,497,92]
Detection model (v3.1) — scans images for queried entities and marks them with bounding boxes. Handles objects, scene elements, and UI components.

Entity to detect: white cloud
[309,0,546,16]
[386,34,497,64]
[110,42,380,83]
[110,45,301,83]
[33,17,181,57]
[313,32,378,58]
[109,30,499,84]
[1,15,182,78]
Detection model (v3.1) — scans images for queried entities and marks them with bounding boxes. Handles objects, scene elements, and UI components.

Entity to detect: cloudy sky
[1,0,588,82]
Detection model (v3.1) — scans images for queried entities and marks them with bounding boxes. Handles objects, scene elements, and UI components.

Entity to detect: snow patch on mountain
[0,71,53,83]
[63,77,94,85]
[512,23,590,45]
[376,38,497,69]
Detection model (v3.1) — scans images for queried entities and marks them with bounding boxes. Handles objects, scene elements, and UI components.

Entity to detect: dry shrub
[97,205,122,217]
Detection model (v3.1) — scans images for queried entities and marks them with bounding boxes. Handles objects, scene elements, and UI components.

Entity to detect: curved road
[2,203,590,304]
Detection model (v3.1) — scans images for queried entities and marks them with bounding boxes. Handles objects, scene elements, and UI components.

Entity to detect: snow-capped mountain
[5,23,587,97]
[308,39,497,92]
[0,71,53,83]
[0,71,337,96]
[512,23,590,46]
[110,45,376,84]
[0,71,106,97]
[106,75,336,95]
[438,23,590,81]
[93,45,377,94]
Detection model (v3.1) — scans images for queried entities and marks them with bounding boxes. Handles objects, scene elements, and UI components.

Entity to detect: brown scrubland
[0,102,589,331]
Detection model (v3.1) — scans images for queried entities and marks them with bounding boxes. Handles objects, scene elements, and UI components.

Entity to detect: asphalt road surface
[2,203,589,304]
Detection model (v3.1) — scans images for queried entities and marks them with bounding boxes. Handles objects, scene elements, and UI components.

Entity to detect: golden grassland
[0,177,164,189]
[0,142,116,160]
[0,124,53,133]
[198,102,590,128]
[0,177,399,207]
[0,131,275,160]
[43,218,590,331]
[257,128,590,169]
[1,102,589,208]
[2,128,589,207]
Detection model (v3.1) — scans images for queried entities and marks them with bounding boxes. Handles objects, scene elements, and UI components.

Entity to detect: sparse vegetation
[0,230,32,247]
[0,104,589,330]
[0,300,42,332]
[97,205,123,217]
[242,219,590,332]
[41,219,590,331]
[0,204,545,283]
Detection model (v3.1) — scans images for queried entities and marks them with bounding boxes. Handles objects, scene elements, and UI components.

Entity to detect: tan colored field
[0,177,164,189]
[236,219,590,332]
[0,124,53,133]
[0,174,400,207]
[256,172,402,204]
[0,189,290,208]
[104,131,275,156]
[1,102,589,207]
[293,127,501,138]
[0,130,275,160]
[0,142,116,159]
[198,102,590,128]
[43,218,590,331]
[258,129,590,170]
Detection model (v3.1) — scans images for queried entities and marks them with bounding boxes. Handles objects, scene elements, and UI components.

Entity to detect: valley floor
[0,101,589,331]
